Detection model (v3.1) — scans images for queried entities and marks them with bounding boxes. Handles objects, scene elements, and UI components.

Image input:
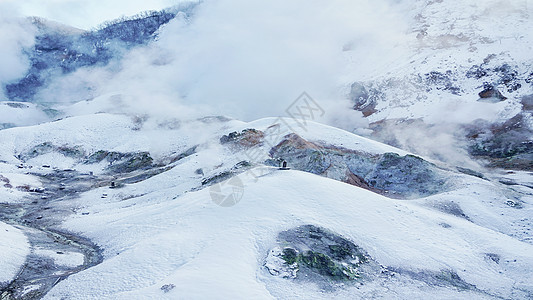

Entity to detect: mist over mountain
[1,1,532,299]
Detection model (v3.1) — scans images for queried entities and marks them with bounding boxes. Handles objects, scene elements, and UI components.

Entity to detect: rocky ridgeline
[18,143,154,174]
[267,133,450,198]
[218,129,451,198]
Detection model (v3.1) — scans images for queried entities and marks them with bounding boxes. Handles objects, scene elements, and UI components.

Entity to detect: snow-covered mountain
[1,1,532,299]
[345,0,533,170]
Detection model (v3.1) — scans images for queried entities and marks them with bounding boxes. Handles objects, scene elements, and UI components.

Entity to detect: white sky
[1,0,190,29]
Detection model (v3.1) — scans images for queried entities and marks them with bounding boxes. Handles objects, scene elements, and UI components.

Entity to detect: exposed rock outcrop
[467,114,533,170]
[478,84,507,101]
[265,225,382,285]
[269,133,449,198]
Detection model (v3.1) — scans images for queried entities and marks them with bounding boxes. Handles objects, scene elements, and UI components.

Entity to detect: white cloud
[35,0,408,129]
[0,3,35,100]
[2,0,193,29]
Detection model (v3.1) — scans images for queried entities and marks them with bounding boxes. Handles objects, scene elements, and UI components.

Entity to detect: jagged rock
[466,65,488,79]
[201,161,251,186]
[220,129,265,147]
[365,153,447,197]
[424,71,461,94]
[478,84,507,101]
[4,102,30,109]
[268,134,330,175]
[269,133,449,198]
[467,63,523,93]
[485,253,500,264]
[160,284,175,293]
[344,171,376,192]
[350,82,378,117]
[169,146,197,164]
[456,167,484,179]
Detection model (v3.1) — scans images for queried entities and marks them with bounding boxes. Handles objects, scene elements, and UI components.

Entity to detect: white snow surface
[341,0,533,125]
[0,222,30,286]
[0,110,531,298]
[0,172,43,204]
[0,1,532,298]
[45,167,533,299]
[0,102,50,128]
[33,249,85,268]
[0,115,511,299]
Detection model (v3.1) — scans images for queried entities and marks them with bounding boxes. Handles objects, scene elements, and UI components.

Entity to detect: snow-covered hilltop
[0,1,532,299]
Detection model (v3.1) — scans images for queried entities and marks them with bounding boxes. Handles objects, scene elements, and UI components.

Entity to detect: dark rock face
[18,142,86,161]
[169,146,197,164]
[220,129,265,147]
[17,144,157,174]
[456,167,485,179]
[349,82,379,117]
[467,114,533,170]
[265,226,487,296]
[265,225,382,284]
[365,153,447,197]
[424,70,461,95]
[3,102,30,109]
[269,133,449,198]
[466,62,523,94]
[269,134,331,175]
[4,6,197,101]
[85,150,154,173]
[478,84,507,101]
[200,161,251,186]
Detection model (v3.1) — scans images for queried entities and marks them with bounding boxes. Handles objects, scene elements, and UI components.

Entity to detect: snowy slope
[0,110,530,299]
[0,222,30,287]
[44,168,533,299]
[345,0,533,123]
[1,110,528,299]
[1,1,532,299]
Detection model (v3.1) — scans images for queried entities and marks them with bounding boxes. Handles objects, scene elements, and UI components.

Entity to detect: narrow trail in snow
[0,161,179,299]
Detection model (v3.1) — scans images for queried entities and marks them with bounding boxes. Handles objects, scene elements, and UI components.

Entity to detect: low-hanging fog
[2,0,530,168]
[5,0,409,126]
